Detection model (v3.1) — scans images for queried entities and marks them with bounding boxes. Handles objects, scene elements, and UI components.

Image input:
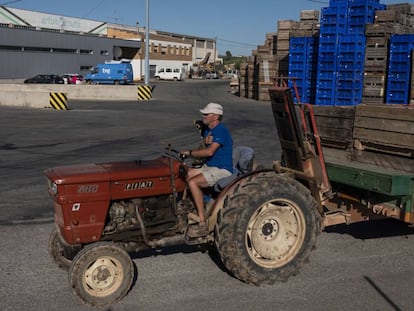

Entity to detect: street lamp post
[145,0,150,85]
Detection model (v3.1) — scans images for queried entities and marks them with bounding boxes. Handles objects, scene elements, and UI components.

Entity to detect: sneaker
[187,222,208,238]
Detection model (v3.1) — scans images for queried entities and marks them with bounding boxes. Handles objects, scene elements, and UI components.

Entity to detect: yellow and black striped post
[49,92,69,110]
[137,85,153,101]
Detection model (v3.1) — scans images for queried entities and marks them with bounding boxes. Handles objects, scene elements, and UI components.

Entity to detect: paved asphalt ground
[0,80,414,311]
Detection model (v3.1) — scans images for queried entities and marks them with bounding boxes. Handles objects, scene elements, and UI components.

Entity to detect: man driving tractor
[181,102,233,237]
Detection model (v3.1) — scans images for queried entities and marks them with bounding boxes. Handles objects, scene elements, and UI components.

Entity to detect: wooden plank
[312,106,354,116]
[323,146,414,174]
[354,116,414,135]
[355,104,414,122]
[312,106,355,148]
[354,127,414,149]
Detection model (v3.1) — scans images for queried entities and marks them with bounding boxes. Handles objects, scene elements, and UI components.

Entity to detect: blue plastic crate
[387,70,411,80]
[337,79,363,90]
[377,3,386,10]
[320,7,348,24]
[318,42,337,54]
[349,0,381,7]
[348,6,377,19]
[317,79,337,90]
[318,51,337,63]
[317,70,337,80]
[389,34,414,52]
[337,70,364,80]
[315,97,336,106]
[289,55,304,63]
[329,0,348,8]
[386,90,410,104]
[389,52,411,62]
[318,61,337,72]
[387,78,410,88]
[386,83,411,104]
[338,35,366,50]
[337,59,365,68]
[338,51,365,62]
[347,24,368,36]
[386,34,414,105]
[319,27,347,39]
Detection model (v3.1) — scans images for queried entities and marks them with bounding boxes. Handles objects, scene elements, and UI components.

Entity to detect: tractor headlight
[51,182,58,195]
[48,179,58,195]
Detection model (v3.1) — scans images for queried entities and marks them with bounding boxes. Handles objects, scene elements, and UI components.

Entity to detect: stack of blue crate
[315,4,347,105]
[335,35,366,105]
[315,0,385,105]
[386,34,414,104]
[288,36,319,103]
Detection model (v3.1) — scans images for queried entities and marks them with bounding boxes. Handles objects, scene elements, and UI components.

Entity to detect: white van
[155,67,185,81]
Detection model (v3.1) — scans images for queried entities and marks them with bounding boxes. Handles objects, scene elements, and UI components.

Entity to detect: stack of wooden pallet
[239,10,319,101]
[363,3,414,104]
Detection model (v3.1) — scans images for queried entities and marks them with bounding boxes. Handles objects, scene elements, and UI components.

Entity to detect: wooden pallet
[312,104,414,173]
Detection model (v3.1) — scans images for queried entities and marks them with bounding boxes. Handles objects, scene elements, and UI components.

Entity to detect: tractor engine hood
[45,156,182,185]
[45,162,110,185]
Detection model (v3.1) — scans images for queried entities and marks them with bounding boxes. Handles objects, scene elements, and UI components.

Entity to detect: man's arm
[183,142,220,158]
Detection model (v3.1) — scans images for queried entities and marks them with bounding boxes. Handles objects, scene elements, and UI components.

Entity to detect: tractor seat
[214,146,255,192]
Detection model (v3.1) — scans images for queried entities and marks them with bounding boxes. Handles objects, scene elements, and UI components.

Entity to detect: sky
[2,0,408,56]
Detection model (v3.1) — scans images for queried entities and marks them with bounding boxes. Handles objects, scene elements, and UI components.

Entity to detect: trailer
[268,87,414,229]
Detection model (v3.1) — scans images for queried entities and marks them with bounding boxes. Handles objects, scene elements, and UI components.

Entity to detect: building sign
[0,6,107,35]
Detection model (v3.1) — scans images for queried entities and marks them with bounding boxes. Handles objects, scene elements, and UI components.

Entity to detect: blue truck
[85,61,133,85]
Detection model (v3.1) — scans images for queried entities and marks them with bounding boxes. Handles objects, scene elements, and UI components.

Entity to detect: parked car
[63,74,84,84]
[24,74,64,84]
[204,71,219,79]
[154,66,185,81]
[223,70,239,79]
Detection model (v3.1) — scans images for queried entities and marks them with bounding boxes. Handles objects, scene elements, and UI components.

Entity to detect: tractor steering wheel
[164,146,186,162]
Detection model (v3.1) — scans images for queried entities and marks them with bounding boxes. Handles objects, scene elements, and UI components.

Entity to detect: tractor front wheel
[215,172,320,285]
[69,242,134,307]
[48,228,72,270]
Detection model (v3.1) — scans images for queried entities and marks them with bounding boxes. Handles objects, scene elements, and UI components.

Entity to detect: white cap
[200,102,223,115]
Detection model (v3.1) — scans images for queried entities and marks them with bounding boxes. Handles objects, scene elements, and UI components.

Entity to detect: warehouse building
[0,6,217,81]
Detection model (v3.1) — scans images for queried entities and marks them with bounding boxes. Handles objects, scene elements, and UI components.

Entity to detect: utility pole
[145,0,150,85]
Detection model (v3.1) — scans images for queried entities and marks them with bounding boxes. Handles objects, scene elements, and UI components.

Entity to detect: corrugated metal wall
[0,26,140,79]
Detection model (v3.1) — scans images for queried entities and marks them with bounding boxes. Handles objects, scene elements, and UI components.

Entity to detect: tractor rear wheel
[215,172,320,285]
[69,242,134,307]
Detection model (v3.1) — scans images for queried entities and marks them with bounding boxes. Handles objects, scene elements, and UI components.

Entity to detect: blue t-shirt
[204,123,233,173]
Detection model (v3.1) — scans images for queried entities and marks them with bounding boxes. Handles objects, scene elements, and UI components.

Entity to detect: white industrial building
[0,6,219,81]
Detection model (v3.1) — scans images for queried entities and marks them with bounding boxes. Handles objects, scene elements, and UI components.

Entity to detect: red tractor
[45,92,322,307]
[46,137,321,307]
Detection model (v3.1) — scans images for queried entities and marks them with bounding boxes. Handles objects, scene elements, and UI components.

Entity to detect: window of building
[24,46,51,52]
[161,45,167,55]
[53,48,77,53]
[80,65,93,71]
[0,45,22,51]
[80,49,93,55]
[196,40,204,48]
[100,50,109,55]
